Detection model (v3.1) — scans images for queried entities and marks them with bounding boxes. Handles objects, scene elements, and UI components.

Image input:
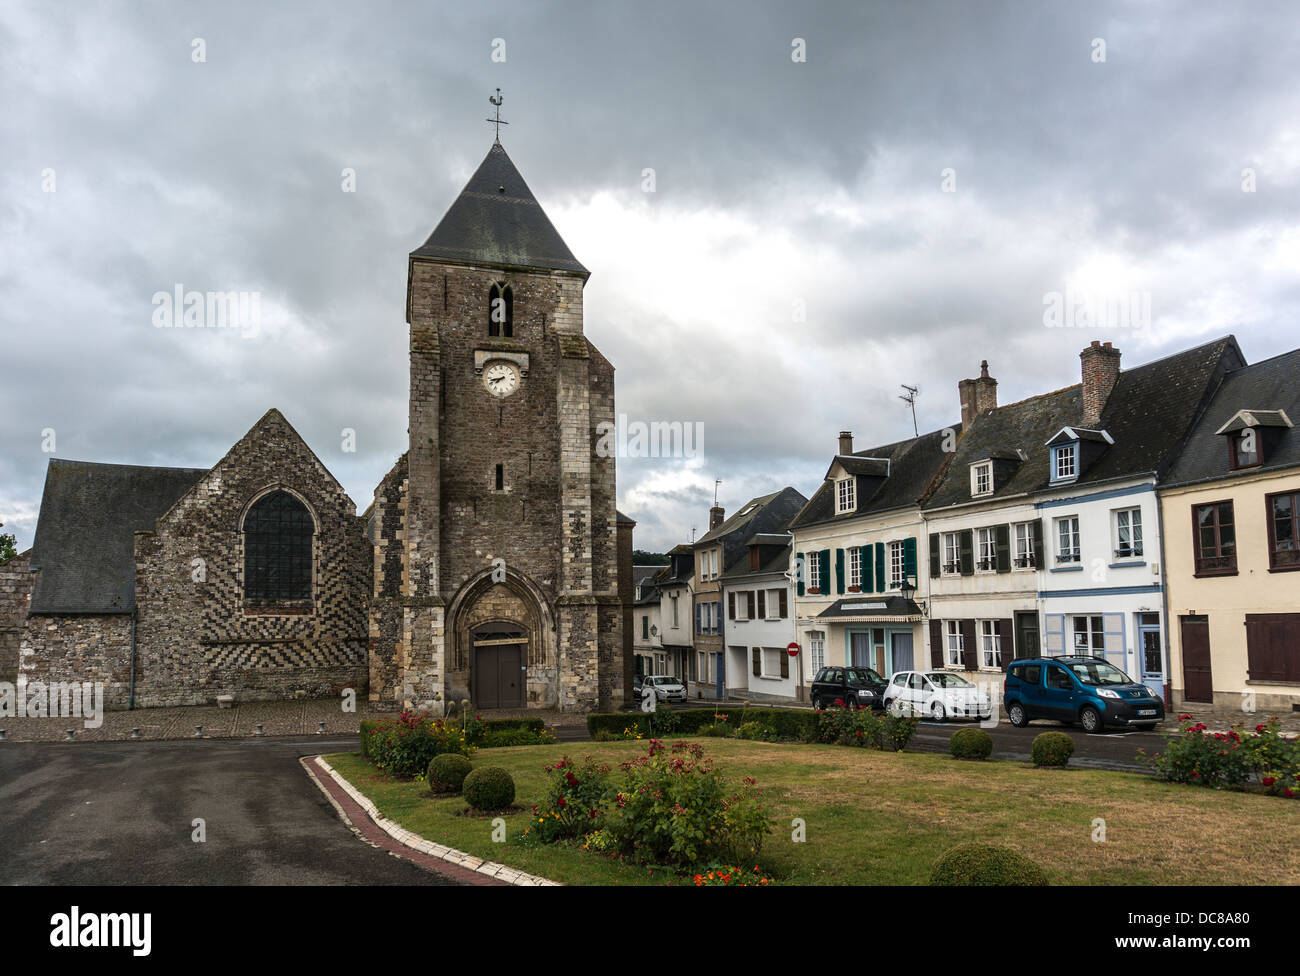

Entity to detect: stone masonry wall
[128,409,371,708]
[0,551,33,684]
[18,613,133,706]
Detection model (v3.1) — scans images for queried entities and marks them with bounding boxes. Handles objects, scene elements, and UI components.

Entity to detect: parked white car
[640,675,687,704]
[884,670,993,722]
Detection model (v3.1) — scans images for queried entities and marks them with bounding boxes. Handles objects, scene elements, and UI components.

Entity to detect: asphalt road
[0,736,457,885]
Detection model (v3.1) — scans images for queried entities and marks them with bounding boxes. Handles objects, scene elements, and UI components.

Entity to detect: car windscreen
[1069,661,1133,686]
[927,673,974,688]
[846,668,883,685]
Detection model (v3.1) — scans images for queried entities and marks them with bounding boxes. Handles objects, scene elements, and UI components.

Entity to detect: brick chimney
[709,505,725,530]
[838,430,853,455]
[1080,340,1121,428]
[958,360,998,428]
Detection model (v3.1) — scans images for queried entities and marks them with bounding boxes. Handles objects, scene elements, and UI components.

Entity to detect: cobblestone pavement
[0,698,587,742]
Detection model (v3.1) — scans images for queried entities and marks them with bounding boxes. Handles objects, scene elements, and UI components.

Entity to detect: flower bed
[1145,715,1299,797]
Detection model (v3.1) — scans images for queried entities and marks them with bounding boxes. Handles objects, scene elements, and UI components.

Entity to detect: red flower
[1263,776,1276,787]
[557,797,567,807]
[565,771,578,787]
[1285,788,1295,799]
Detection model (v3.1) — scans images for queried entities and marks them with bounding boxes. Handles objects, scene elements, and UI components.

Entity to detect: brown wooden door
[1180,615,1213,703]
[476,644,524,709]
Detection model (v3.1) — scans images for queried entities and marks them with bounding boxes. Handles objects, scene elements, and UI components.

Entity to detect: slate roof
[1164,346,1300,487]
[815,595,923,619]
[411,142,588,276]
[792,424,962,528]
[721,542,793,581]
[695,487,808,584]
[28,460,207,614]
[924,336,1245,510]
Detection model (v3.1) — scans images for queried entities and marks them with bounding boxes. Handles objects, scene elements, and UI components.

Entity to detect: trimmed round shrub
[930,843,1049,886]
[1031,731,1075,767]
[950,727,994,760]
[463,766,516,810]
[427,753,473,793]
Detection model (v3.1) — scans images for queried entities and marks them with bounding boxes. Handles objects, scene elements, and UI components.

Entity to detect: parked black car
[811,666,888,711]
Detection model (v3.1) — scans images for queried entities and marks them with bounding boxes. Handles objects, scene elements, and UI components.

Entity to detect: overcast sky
[2,0,1298,553]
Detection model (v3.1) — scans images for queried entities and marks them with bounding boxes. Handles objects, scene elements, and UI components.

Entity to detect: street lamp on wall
[899,577,928,617]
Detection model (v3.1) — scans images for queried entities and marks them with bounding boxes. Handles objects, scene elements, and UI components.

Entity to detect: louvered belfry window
[244,490,313,601]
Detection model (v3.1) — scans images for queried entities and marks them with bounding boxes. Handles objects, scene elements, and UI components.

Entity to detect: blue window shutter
[861,545,873,591]
[796,552,805,596]
[1044,614,1066,655]
[874,542,886,593]
[695,602,702,635]
[835,549,846,594]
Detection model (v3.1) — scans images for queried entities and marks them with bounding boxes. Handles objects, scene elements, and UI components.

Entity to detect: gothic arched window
[488,283,513,338]
[243,490,313,602]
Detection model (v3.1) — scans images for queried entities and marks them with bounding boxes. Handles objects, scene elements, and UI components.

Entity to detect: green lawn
[323,739,1300,886]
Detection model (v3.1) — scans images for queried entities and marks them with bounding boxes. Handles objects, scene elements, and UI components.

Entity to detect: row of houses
[631,335,1300,715]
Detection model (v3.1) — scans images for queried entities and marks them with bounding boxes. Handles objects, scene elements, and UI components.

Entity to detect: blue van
[1003,657,1165,733]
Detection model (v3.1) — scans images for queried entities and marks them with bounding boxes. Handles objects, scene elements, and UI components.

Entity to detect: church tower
[367,134,622,713]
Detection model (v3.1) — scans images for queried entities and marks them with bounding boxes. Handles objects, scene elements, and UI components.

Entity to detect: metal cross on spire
[486,88,508,142]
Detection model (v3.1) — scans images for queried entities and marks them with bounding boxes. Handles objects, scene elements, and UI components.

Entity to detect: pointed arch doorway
[470,622,527,708]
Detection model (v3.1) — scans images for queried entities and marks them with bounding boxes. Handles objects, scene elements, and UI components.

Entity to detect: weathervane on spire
[487,88,508,142]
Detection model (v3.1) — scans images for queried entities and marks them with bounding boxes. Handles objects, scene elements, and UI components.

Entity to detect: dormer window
[1230,429,1260,469]
[1216,409,1292,471]
[1053,443,1077,482]
[836,477,856,514]
[971,461,993,496]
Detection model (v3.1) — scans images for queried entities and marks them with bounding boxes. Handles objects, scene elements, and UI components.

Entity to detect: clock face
[482,360,521,398]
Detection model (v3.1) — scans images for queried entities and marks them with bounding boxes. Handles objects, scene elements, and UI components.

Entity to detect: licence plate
[1138,709,1156,716]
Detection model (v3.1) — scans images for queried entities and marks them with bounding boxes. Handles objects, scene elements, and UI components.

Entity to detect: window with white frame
[766,588,784,618]
[942,532,961,575]
[976,527,997,571]
[972,462,993,496]
[979,619,1002,669]
[762,647,785,677]
[808,550,821,591]
[1055,515,1081,563]
[945,620,964,667]
[734,591,748,621]
[1113,507,1144,558]
[848,546,861,588]
[1053,443,1078,481]
[836,478,856,514]
[1014,521,1036,568]
[809,630,826,672]
[698,651,710,682]
[1071,615,1104,656]
[889,541,905,588]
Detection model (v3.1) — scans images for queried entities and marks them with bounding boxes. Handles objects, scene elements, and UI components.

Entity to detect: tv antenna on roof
[900,384,919,437]
[713,479,721,506]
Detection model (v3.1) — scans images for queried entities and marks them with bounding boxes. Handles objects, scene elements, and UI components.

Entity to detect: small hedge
[587,708,819,742]
[950,728,994,760]
[1031,731,1075,767]
[930,844,1048,886]
[427,753,473,793]
[463,767,516,810]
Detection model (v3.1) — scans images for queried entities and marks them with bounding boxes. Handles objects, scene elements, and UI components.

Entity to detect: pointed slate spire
[411,142,588,276]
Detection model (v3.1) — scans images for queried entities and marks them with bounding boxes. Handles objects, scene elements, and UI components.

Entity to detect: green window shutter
[835,548,846,594]
[752,648,761,676]
[861,545,873,591]
[818,550,831,594]
[796,552,805,596]
[903,537,917,585]
[995,524,1011,573]
[959,530,975,576]
[874,542,886,592]
[929,533,941,578]
[642,616,648,639]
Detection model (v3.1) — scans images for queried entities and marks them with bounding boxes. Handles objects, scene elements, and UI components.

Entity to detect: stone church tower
[367,138,623,713]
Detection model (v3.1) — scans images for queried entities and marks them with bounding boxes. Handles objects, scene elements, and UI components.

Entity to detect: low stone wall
[19,613,134,707]
[0,552,33,684]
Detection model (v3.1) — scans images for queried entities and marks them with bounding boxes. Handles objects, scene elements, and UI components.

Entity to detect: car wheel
[1080,706,1102,733]
[929,701,947,722]
[811,696,821,711]
[845,697,859,711]
[1008,703,1028,728]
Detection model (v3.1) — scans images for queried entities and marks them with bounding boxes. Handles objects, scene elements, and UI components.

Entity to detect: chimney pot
[959,360,998,428]
[838,430,853,455]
